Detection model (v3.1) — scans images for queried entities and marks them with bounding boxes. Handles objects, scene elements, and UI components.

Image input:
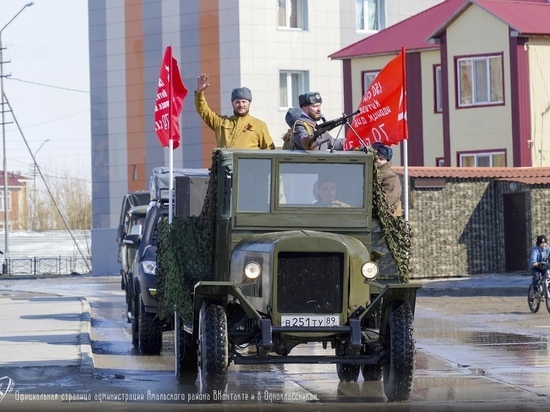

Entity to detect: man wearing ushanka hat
[195,73,274,150]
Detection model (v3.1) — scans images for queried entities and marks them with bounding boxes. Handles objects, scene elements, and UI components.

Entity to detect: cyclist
[529,235,550,291]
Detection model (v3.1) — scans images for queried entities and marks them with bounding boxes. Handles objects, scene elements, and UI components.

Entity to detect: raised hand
[196,73,210,92]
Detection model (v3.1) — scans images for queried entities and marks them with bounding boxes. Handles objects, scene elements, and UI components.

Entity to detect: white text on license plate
[281,315,340,327]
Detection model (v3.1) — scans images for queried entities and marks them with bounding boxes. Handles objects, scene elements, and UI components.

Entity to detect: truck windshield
[278,162,365,208]
[235,158,365,212]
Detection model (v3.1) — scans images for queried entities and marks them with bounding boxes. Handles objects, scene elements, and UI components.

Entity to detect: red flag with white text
[154,46,188,149]
[344,48,408,150]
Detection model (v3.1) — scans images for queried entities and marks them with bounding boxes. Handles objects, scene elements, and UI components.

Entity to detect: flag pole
[167,46,174,224]
[401,47,409,222]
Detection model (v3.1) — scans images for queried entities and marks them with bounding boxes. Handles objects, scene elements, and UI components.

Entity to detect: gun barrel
[315,110,359,132]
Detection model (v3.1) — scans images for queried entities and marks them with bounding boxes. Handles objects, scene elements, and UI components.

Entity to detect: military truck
[156,148,421,402]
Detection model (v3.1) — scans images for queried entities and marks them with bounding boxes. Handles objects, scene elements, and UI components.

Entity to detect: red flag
[154,46,188,149]
[344,48,408,150]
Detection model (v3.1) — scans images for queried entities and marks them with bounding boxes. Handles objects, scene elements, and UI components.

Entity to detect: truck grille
[277,252,344,313]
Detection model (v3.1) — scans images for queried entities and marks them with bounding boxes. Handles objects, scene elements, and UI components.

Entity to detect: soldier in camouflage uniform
[291,92,343,151]
[373,142,403,217]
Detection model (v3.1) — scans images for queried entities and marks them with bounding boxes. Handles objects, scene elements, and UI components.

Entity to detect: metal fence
[0,230,92,276]
[6,256,92,276]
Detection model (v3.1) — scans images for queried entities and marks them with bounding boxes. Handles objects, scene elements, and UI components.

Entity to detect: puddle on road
[416,316,550,392]
[464,330,547,346]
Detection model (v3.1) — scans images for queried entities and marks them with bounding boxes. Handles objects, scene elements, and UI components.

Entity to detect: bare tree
[29,173,91,231]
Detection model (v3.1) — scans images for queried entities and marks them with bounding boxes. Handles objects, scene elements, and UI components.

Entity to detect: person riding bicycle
[529,235,550,291]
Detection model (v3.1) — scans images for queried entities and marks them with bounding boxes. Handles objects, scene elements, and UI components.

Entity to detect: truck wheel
[175,312,198,385]
[362,363,383,381]
[336,342,360,382]
[361,342,383,381]
[198,302,228,396]
[383,300,415,402]
[138,294,162,355]
[125,281,132,323]
[131,294,139,348]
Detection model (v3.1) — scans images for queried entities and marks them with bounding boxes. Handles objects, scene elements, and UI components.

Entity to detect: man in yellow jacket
[195,73,274,150]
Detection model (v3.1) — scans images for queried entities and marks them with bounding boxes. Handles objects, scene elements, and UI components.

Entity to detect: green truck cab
[156,148,421,402]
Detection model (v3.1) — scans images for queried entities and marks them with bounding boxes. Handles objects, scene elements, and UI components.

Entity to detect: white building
[88,0,443,274]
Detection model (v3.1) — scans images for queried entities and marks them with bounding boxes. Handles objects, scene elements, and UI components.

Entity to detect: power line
[6,77,89,93]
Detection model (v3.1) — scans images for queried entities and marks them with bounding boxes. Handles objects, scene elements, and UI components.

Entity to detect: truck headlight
[361,261,378,279]
[141,260,157,275]
[244,261,261,279]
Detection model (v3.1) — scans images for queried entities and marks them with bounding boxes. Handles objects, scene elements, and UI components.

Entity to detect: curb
[418,287,526,297]
[416,273,530,298]
[0,273,89,281]
[78,297,94,375]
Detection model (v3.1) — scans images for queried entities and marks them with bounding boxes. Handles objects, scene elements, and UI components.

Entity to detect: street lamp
[32,139,50,165]
[0,2,34,272]
[31,139,49,230]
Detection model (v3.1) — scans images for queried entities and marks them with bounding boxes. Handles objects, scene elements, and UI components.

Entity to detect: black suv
[126,199,170,354]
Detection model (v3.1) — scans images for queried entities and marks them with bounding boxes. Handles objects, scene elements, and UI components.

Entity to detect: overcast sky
[1,0,90,186]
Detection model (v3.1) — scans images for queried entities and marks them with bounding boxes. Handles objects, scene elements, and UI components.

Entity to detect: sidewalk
[417,272,530,297]
[0,288,93,375]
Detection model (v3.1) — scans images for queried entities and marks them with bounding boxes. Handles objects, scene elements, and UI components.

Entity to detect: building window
[436,157,445,167]
[362,70,379,96]
[278,0,308,30]
[280,70,309,108]
[457,54,503,107]
[459,151,506,167]
[356,0,385,32]
[0,191,11,212]
[434,65,442,113]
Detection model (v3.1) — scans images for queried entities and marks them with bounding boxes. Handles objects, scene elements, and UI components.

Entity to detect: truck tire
[125,280,132,323]
[174,312,198,384]
[383,300,414,402]
[362,363,383,381]
[198,302,228,396]
[138,293,162,355]
[336,341,360,382]
[131,294,139,348]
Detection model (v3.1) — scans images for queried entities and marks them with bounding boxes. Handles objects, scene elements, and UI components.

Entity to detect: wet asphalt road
[1,273,550,411]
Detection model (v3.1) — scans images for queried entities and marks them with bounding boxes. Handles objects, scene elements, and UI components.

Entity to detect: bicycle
[527,261,550,313]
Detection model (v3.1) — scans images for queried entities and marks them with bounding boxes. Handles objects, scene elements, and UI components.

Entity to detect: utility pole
[0,2,34,273]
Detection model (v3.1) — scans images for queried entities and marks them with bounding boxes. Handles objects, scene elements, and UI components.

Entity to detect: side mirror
[123,234,140,248]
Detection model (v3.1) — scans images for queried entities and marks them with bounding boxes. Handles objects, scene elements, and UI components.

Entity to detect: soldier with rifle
[290,92,358,151]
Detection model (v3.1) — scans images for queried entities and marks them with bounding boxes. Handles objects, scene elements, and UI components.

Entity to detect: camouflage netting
[358,146,412,283]
[156,149,221,324]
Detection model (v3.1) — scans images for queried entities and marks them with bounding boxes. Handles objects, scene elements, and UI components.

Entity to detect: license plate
[280,315,340,327]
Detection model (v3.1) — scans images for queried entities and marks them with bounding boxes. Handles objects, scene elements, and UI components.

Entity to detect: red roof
[392,166,550,184]
[0,172,30,187]
[430,0,550,38]
[330,0,550,60]
[329,0,466,59]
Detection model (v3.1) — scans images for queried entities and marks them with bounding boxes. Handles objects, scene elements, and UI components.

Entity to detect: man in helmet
[529,235,550,291]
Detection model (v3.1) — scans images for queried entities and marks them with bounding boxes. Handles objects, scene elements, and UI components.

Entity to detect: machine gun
[313,110,360,139]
